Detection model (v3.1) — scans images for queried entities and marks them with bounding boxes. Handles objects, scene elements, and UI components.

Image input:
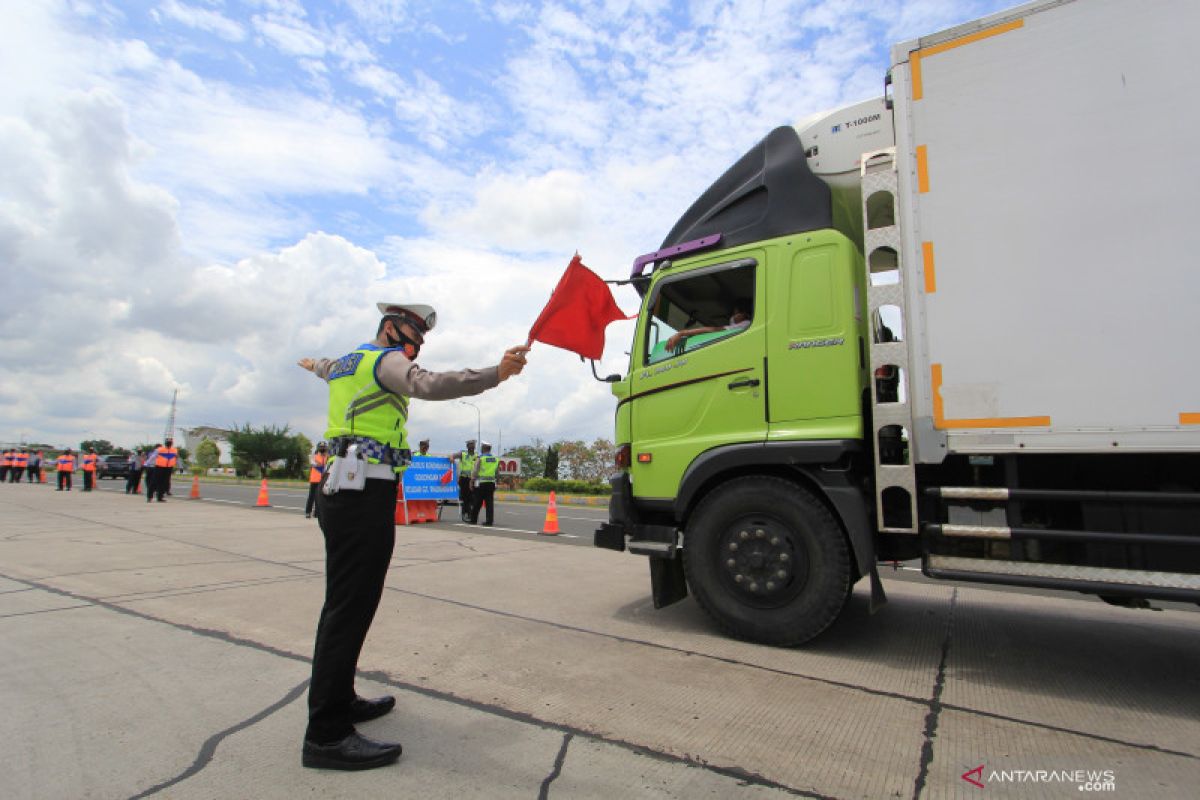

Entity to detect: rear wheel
[683,476,851,646]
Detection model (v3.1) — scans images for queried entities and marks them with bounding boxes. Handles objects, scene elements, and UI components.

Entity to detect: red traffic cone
[190,475,200,499]
[255,479,270,507]
[539,491,560,536]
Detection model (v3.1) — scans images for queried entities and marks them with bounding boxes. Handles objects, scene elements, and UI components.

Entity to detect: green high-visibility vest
[324,345,409,461]
[477,455,499,482]
[460,451,477,472]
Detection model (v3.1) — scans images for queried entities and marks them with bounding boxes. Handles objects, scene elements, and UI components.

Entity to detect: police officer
[150,439,178,502]
[417,439,430,457]
[0,449,10,483]
[10,449,28,483]
[125,449,143,495]
[56,449,76,491]
[305,442,328,519]
[81,448,98,491]
[469,442,500,526]
[453,439,477,521]
[296,301,528,771]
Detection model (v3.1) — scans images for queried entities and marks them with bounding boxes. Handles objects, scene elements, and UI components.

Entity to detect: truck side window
[644,262,756,365]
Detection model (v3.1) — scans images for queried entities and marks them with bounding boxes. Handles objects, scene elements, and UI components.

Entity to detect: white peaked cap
[376,303,437,332]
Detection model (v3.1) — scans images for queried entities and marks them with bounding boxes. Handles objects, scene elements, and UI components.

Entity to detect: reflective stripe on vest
[1,454,10,467]
[477,455,499,482]
[57,456,75,470]
[14,453,28,467]
[324,345,409,462]
[82,454,97,471]
[309,453,328,483]
[154,448,178,468]
[460,451,477,472]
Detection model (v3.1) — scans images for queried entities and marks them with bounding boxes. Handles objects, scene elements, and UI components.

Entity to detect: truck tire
[682,476,851,646]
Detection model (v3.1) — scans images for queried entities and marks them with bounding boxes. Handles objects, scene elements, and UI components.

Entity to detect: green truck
[594,0,1200,645]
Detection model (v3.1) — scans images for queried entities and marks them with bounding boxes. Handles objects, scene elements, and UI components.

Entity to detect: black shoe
[157,498,166,502]
[302,732,401,771]
[481,522,493,527]
[350,695,395,723]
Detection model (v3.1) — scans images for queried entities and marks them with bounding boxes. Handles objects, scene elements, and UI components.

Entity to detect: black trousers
[306,477,397,743]
[152,466,171,500]
[57,471,72,490]
[305,482,319,517]
[126,469,142,494]
[27,467,39,482]
[83,471,95,491]
[10,468,23,483]
[471,482,496,525]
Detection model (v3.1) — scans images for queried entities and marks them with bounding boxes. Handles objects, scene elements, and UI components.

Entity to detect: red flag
[527,255,632,360]
[439,469,454,485]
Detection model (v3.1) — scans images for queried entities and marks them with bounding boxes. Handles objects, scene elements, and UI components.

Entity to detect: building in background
[180,426,233,464]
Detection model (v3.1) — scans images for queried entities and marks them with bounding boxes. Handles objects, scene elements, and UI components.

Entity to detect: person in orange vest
[10,449,29,482]
[305,441,329,519]
[149,438,178,502]
[0,449,11,483]
[81,448,99,491]
[56,449,76,491]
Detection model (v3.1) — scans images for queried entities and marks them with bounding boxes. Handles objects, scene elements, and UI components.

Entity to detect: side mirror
[590,360,621,383]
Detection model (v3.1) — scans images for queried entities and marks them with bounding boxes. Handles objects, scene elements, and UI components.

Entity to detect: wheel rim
[715,515,809,609]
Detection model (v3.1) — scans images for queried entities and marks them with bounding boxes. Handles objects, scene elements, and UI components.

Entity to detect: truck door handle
[727,378,760,390]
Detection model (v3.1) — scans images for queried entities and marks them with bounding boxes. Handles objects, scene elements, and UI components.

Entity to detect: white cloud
[0,0,1015,451]
[157,0,247,42]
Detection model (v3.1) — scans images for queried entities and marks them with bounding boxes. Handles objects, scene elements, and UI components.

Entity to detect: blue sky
[0,0,1012,453]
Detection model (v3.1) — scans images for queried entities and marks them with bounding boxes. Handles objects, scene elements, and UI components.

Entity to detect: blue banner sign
[402,456,459,500]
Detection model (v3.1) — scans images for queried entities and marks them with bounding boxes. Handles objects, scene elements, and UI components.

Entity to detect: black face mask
[384,318,422,358]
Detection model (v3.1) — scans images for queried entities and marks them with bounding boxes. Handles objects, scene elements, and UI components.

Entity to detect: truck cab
[598,125,882,645]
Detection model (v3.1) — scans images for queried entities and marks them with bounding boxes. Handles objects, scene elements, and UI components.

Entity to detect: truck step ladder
[861,147,918,534]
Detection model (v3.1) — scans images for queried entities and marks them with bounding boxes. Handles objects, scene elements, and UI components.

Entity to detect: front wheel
[683,476,851,646]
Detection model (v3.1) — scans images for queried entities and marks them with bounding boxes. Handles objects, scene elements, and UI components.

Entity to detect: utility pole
[164,389,178,442]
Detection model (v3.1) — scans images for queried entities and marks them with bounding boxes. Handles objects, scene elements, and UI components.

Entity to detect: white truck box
[884,0,1200,461]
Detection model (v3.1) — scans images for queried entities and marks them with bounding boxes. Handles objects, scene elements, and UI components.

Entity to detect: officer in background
[0,449,10,483]
[149,439,178,502]
[143,444,161,502]
[56,449,75,491]
[125,449,143,495]
[28,450,42,483]
[452,439,477,521]
[305,442,328,519]
[11,449,28,483]
[81,448,98,491]
[296,301,528,771]
[417,439,430,457]
[469,442,500,526]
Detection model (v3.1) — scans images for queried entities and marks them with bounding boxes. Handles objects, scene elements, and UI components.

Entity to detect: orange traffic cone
[39,468,46,484]
[255,478,270,507]
[190,475,200,499]
[539,491,560,535]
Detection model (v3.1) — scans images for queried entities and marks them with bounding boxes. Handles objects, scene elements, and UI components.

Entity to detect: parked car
[98,454,131,480]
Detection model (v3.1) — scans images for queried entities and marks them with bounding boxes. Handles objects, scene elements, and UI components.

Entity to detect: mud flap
[650,557,688,609]
[868,563,888,614]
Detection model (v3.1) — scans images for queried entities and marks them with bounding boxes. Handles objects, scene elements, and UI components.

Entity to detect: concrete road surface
[1,481,1198,799]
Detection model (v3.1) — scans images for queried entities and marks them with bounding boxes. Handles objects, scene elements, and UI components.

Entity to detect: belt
[328,436,409,466]
[363,462,398,481]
